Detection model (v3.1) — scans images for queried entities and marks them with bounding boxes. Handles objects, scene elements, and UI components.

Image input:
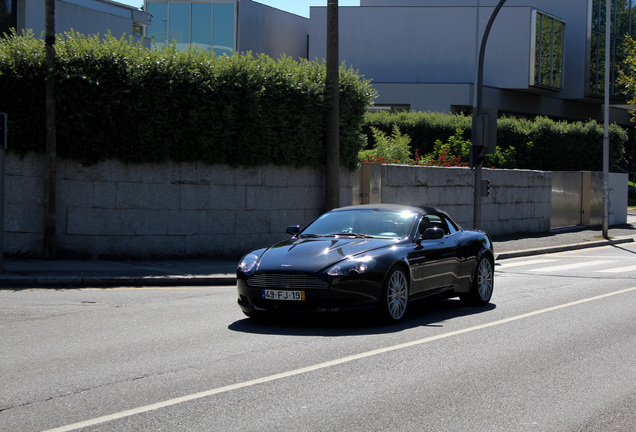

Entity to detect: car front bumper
[236,275,383,315]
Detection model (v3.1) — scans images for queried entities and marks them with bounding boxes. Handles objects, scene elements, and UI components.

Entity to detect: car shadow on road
[228,299,497,337]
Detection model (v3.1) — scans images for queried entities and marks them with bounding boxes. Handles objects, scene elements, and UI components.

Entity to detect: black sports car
[237,204,494,323]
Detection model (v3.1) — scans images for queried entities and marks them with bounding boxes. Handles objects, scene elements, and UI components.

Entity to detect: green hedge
[2,30,626,172]
[363,111,628,171]
[363,111,472,154]
[0,31,376,170]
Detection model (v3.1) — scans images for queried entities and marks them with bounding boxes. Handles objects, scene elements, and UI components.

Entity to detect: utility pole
[602,0,611,238]
[471,0,506,230]
[325,0,340,212]
[44,0,56,259]
[0,113,6,272]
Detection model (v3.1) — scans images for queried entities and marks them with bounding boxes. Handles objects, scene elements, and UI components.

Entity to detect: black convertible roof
[334,204,450,218]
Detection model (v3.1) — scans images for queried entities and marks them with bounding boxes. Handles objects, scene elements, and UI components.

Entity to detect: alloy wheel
[477,257,494,301]
[386,268,408,321]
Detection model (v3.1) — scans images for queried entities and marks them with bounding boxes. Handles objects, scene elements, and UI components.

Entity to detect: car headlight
[327,256,376,277]
[238,253,260,274]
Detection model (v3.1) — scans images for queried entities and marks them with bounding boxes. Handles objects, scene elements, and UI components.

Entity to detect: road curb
[0,275,237,288]
[2,238,634,287]
[496,237,635,260]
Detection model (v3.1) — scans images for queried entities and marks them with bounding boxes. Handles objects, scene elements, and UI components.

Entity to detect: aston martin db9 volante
[237,204,494,323]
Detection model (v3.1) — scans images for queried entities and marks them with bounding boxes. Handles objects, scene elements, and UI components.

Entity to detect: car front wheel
[460,255,494,306]
[380,266,409,323]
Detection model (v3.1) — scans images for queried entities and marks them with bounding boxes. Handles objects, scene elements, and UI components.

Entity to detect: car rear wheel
[460,255,494,306]
[380,266,409,323]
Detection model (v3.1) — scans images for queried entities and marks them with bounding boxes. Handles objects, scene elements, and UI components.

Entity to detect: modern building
[308,0,634,126]
[143,0,309,59]
[1,0,152,47]
[3,0,634,128]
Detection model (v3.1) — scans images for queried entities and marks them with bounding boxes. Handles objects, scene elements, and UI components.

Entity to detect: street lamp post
[602,0,611,238]
[472,0,507,230]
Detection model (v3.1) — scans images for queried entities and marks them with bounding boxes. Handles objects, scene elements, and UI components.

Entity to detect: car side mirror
[287,225,301,236]
[415,227,444,247]
[423,227,444,240]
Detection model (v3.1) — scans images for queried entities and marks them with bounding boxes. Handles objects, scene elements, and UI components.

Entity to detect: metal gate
[550,171,603,229]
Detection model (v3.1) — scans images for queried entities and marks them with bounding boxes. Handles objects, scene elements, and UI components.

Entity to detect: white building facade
[309,0,634,126]
[3,0,634,126]
[2,0,152,46]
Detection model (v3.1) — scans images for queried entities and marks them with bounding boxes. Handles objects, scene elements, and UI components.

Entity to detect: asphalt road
[1,243,636,431]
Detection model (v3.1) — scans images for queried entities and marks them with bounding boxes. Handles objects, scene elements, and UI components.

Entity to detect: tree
[325,0,339,211]
[617,36,636,122]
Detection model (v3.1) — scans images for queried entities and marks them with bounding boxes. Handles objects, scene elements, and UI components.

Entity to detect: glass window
[0,0,17,37]
[442,216,458,235]
[169,2,190,47]
[301,209,417,239]
[589,0,636,98]
[532,11,564,90]
[192,3,212,50]
[147,2,168,46]
[145,2,235,56]
[213,3,235,56]
[133,24,143,37]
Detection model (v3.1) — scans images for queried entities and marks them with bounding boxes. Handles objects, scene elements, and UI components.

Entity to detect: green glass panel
[213,3,235,55]
[169,3,190,44]
[541,16,553,86]
[192,3,212,50]
[534,14,543,85]
[146,2,168,45]
[553,20,564,88]
[588,0,634,96]
[533,13,563,89]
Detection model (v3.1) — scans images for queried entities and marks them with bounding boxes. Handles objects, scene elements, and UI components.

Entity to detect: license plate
[262,289,305,301]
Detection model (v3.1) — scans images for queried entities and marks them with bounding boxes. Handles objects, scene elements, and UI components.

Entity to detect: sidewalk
[1,214,634,288]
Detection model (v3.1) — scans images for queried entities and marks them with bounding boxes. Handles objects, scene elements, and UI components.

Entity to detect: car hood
[256,237,395,273]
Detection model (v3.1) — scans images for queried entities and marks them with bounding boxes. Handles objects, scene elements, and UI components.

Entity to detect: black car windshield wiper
[333,232,374,238]
[298,232,374,239]
[298,233,323,238]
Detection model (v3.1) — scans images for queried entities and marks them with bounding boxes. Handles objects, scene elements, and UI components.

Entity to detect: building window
[531,11,564,90]
[133,23,143,37]
[589,0,636,98]
[368,104,410,113]
[0,0,17,37]
[212,3,234,56]
[146,1,236,56]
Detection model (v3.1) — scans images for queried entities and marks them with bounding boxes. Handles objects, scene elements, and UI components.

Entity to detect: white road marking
[80,286,228,291]
[529,260,612,273]
[498,259,558,268]
[597,264,636,273]
[42,286,636,432]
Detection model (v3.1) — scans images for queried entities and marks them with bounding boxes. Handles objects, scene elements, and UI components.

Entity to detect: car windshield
[300,209,418,239]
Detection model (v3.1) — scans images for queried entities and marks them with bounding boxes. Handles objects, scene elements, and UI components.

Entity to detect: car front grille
[247,273,329,290]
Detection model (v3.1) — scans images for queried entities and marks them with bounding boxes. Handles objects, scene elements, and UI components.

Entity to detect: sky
[115,1,360,18]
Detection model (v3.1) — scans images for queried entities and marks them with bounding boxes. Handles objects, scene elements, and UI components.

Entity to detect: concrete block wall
[481,168,553,235]
[379,164,552,235]
[5,154,45,255]
[4,154,554,259]
[5,154,353,259]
